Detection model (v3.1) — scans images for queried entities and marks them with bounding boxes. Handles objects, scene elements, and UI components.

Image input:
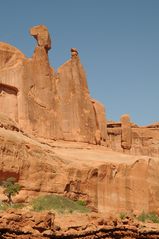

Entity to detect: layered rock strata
[0,116,159,215]
[107,120,159,157]
[0,209,159,239]
[1,25,159,228]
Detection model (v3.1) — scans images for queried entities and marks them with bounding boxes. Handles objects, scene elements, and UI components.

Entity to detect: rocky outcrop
[0,113,20,132]
[0,209,159,239]
[92,99,107,145]
[1,24,159,239]
[30,25,51,50]
[0,42,26,70]
[0,120,159,215]
[21,25,54,138]
[71,48,78,58]
[1,25,159,156]
[121,114,132,153]
[0,25,106,145]
[107,120,159,157]
[0,209,55,238]
[55,49,99,144]
[0,42,25,123]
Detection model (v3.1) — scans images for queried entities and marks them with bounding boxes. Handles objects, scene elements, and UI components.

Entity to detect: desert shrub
[31,195,90,213]
[138,211,159,223]
[0,177,21,204]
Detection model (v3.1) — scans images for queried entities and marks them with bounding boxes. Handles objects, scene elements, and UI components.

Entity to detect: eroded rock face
[92,99,107,145]
[1,123,159,215]
[30,24,51,50]
[54,50,99,144]
[0,42,25,70]
[121,114,132,152]
[0,209,55,238]
[0,43,25,123]
[107,120,159,157]
[71,47,78,57]
[1,25,159,155]
[0,25,106,144]
[1,209,159,239]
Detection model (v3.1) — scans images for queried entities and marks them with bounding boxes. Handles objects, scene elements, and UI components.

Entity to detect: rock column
[120,114,132,153]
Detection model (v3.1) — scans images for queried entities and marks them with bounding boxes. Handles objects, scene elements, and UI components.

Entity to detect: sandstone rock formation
[0,118,159,215]
[92,99,107,145]
[30,25,51,50]
[54,49,107,144]
[0,24,159,157]
[0,209,55,238]
[1,25,159,232]
[0,43,26,123]
[121,114,132,153]
[71,47,78,57]
[0,25,107,145]
[1,209,159,239]
[107,119,159,157]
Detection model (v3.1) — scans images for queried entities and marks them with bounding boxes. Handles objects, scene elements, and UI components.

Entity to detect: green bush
[138,211,159,223]
[0,177,21,204]
[31,195,90,213]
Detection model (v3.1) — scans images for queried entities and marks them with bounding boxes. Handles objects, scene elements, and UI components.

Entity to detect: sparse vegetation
[119,211,127,220]
[76,200,87,207]
[138,211,147,222]
[0,202,24,211]
[31,195,90,213]
[137,211,159,223]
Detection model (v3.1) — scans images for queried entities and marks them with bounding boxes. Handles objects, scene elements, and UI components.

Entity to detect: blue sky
[0,0,159,125]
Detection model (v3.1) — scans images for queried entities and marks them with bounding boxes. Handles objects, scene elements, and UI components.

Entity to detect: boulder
[30,25,51,50]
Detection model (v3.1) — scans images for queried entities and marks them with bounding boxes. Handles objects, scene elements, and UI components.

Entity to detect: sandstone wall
[55,55,98,143]
[0,121,159,215]
[107,122,159,157]
[92,99,107,145]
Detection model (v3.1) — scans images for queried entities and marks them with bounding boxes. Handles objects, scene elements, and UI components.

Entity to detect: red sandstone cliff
[0,25,159,229]
[0,25,159,157]
[0,25,107,145]
[0,114,159,215]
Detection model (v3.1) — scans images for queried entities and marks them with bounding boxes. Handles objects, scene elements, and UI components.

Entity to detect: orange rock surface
[0,25,159,222]
[0,25,107,145]
[0,115,159,215]
[107,121,159,157]
[0,209,159,239]
[0,24,159,157]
